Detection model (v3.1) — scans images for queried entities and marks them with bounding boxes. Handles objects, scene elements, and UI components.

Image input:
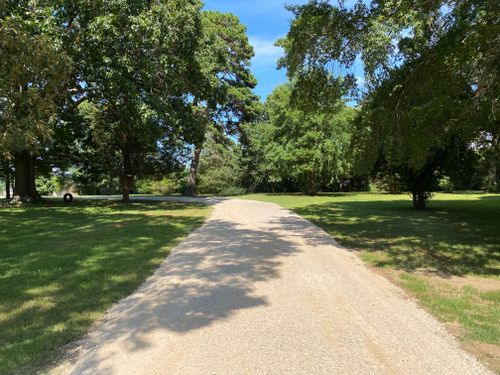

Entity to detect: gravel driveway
[53,198,491,375]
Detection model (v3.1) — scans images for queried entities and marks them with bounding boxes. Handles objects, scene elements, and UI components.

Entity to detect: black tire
[63,193,73,203]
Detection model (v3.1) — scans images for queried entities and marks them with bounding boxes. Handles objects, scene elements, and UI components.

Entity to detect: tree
[197,131,244,195]
[247,84,356,194]
[185,11,258,196]
[64,0,204,202]
[279,0,499,208]
[0,3,71,200]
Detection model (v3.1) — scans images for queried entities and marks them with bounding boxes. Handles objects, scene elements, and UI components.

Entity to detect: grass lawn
[0,199,211,374]
[244,192,500,371]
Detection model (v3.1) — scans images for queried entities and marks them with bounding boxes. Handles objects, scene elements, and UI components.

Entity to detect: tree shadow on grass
[293,197,500,277]
[0,201,207,374]
[0,200,304,374]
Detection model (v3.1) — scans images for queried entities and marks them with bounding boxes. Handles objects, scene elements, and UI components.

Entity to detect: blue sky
[203,0,310,100]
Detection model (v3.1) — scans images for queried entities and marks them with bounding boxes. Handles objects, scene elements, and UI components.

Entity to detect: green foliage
[0,3,71,156]
[438,176,455,193]
[197,135,245,195]
[0,200,210,374]
[279,0,500,208]
[247,84,357,194]
[371,173,403,194]
[136,177,178,196]
[77,176,122,196]
[185,10,259,195]
[35,175,63,196]
[72,0,203,196]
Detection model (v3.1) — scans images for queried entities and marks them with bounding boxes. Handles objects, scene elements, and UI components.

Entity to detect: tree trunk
[122,174,133,203]
[121,146,134,203]
[412,190,426,209]
[185,143,203,196]
[304,171,318,195]
[14,150,37,201]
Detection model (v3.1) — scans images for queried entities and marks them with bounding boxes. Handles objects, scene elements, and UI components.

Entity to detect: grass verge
[243,192,500,372]
[0,199,211,374]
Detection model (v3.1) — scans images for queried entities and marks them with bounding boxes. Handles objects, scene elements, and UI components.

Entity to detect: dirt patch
[414,269,500,292]
[364,264,499,374]
[462,341,500,375]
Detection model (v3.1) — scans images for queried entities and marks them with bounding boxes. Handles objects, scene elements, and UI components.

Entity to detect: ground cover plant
[244,192,500,371]
[0,199,210,374]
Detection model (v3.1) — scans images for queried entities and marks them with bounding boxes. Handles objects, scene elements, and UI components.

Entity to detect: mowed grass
[244,192,500,369]
[0,199,211,374]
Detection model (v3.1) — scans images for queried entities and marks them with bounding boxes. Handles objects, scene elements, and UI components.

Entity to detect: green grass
[400,273,499,344]
[0,199,210,374]
[244,192,500,276]
[243,192,500,349]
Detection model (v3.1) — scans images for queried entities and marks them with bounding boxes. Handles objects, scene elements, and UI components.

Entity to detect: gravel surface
[52,199,492,375]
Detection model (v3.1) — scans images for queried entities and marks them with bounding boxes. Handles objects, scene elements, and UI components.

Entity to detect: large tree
[0,2,71,200]
[63,0,203,202]
[279,0,499,208]
[185,11,258,196]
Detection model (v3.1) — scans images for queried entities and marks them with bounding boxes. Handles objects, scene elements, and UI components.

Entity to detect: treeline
[168,0,500,207]
[273,0,499,208]
[0,1,258,202]
[2,1,498,209]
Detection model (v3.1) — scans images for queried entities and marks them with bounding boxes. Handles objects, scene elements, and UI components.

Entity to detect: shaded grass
[243,192,500,361]
[0,199,210,374]
[244,193,500,276]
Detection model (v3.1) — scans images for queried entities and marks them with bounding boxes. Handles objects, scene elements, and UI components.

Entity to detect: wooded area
[1,0,498,209]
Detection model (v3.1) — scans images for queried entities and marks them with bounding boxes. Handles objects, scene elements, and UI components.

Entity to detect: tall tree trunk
[122,174,133,203]
[14,150,37,201]
[121,139,134,203]
[412,190,426,209]
[185,143,203,196]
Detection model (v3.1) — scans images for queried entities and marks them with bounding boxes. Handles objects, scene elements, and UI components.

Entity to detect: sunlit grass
[0,199,211,374]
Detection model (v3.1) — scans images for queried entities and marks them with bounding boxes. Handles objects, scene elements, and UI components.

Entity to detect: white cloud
[249,37,284,66]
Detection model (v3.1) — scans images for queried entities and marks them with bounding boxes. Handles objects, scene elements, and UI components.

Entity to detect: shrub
[36,175,63,196]
[216,186,247,196]
[136,177,177,195]
[438,176,455,193]
[371,173,403,194]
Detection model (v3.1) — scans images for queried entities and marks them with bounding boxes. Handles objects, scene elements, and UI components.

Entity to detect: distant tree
[197,131,245,195]
[247,84,356,195]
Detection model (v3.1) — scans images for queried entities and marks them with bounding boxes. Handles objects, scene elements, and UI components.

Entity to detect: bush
[36,175,63,196]
[371,173,403,194]
[215,186,247,196]
[76,177,121,195]
[136,177,177,195]
[438,176,454,193]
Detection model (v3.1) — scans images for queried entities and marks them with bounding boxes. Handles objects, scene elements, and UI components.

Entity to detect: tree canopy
[1,0,498,208]
[278,0,499,207]
[246,83,357,194]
